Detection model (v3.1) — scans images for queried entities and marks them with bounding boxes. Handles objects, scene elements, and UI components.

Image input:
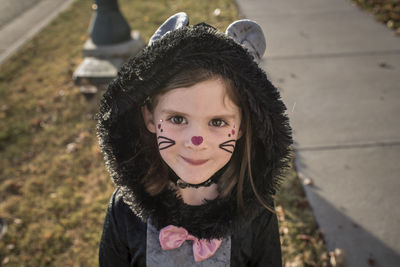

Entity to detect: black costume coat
[97,14,292,267]
[99,189,281,266]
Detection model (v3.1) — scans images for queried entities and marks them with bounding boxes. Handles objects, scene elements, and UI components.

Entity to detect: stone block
[72,57,124,85]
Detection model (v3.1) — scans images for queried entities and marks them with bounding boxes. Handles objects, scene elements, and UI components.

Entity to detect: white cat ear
[226,20,266,63]
[149,12,189,45]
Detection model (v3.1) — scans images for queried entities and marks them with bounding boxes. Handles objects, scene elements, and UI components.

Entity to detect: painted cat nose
[191,136,203,146]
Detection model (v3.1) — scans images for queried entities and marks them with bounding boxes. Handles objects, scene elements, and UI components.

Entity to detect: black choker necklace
[176,178,213,189]
[169,164,228,189]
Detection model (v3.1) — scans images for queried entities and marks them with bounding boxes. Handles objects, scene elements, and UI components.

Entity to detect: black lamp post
[88,0,131,45]
[73,0,145,97]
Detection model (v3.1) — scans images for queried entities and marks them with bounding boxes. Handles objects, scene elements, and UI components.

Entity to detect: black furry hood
[97,21,292,239]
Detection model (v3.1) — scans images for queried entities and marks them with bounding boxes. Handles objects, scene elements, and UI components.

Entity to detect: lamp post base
[83,30,145,58]
[73,57,124,86]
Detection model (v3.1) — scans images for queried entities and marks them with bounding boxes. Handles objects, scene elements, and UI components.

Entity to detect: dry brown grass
[352,0,400,34]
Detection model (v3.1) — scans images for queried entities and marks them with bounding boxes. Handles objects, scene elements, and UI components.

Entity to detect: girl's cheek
[212,125,238,139]
[214,125,239,154]
[162,130,180,142]
[209,129,236,150]
[156,123,180,140]
[155,123,181,151]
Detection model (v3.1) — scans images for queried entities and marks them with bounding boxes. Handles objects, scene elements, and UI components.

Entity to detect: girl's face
[142,78,242,185]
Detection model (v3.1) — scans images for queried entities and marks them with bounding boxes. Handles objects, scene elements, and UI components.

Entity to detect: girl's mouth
[181,156,208,166]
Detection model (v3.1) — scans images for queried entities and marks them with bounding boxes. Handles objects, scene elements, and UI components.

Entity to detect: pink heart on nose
[191,136,203,146]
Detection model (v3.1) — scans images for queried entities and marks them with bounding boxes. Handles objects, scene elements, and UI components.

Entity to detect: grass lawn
[0,0,329,266]
[351,0,400,34]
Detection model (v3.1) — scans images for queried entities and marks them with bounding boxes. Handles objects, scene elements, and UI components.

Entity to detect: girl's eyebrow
[160,109,189,116]
[212,114,236,120]
[161,109,236,120]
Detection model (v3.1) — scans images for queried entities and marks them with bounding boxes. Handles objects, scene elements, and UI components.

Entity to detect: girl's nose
[184,123,207,149]
[191,136,203,146]
[185,134,207,150]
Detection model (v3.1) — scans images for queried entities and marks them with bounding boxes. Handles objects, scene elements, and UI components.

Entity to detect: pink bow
[159,225,222,262]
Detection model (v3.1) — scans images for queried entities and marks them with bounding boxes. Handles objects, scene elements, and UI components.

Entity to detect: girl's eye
[169,116,187,125]
[210,119,227,127]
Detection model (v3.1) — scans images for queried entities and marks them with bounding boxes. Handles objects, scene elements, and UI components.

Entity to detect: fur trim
[97,23,292,239]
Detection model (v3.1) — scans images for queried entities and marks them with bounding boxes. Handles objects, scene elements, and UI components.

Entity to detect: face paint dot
[228,134,231,137]
[158,124,161,129]
[232,129,235,135]
[161,129,163,132]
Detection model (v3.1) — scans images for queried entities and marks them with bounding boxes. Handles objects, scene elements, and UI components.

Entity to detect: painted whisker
[219,139,236,154]
[158,136,176,150]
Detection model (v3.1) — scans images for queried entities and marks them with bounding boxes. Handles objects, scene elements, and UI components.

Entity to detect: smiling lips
[181,156,208,166]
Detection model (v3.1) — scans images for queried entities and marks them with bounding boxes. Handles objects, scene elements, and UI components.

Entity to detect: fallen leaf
[76,131,90,143]
[43,231,53,240]
[1,104,8,112]
[66,143,77,153]
[329,248,345,267]
[386,19,394,28]
[283,227,289,235]
[303,177,313,186]
[275,205,285,221]
[2,257,9,265]
[213,8,221,16]
[286,255,303,267]
[297,234,313,241]
[31,118,43,128]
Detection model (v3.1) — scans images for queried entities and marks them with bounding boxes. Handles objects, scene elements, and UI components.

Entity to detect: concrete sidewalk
[235,0,400,266]
[0,0,75,65]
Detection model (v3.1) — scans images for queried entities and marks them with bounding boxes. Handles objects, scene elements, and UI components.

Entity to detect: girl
[97,12,292,266]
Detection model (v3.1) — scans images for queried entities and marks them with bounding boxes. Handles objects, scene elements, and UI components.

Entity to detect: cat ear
[149,12,189,45]
[226,20,266,63]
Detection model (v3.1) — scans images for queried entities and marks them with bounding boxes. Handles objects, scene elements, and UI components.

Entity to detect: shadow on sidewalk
[294,167,400,267]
